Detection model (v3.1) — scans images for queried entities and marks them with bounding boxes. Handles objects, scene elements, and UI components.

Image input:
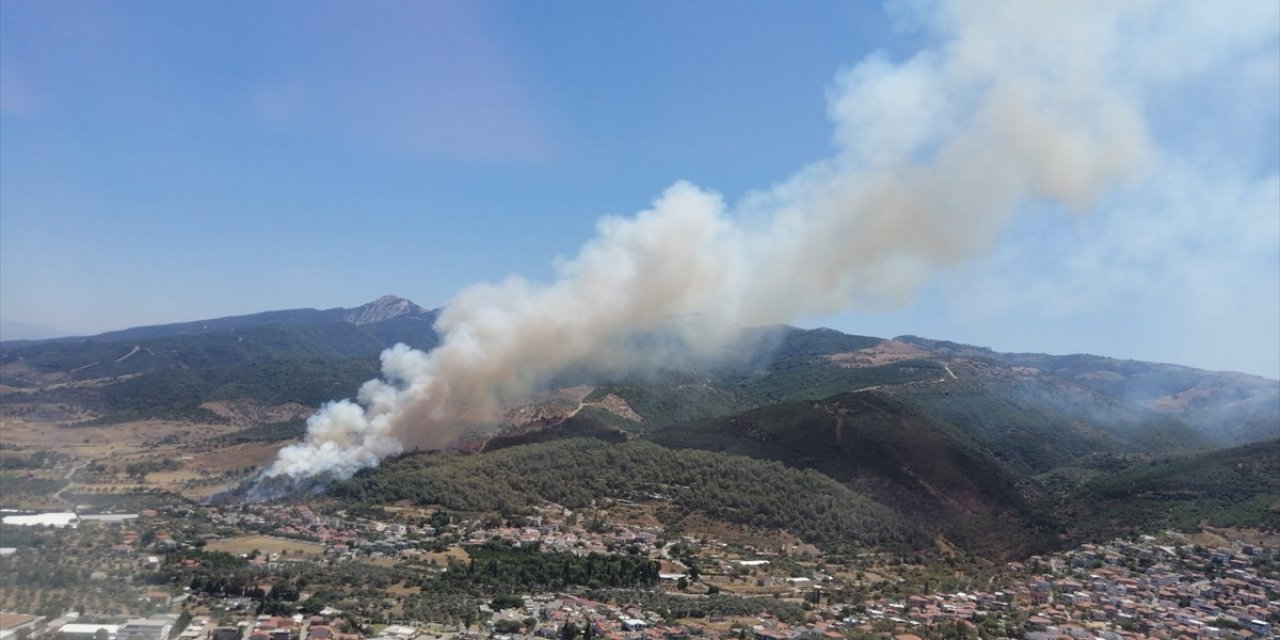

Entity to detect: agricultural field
[205,535,326,557]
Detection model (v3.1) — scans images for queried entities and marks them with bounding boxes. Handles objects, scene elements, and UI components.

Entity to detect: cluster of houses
[2,611,368,640]
[27,614,176,640]
[5,498,1277,640]
[241,614,362,640]
[462,516,662,557]
[487,594,787,640]
[209,504,673,565]
[845,536,1277,639]
[224,500,1280,640]
[208,507,360,549]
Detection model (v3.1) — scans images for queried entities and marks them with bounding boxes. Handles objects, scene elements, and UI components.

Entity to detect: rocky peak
[343,295,427,326]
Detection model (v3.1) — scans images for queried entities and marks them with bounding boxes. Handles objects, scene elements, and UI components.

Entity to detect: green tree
[169,611,193,639]
[560,622,579,640]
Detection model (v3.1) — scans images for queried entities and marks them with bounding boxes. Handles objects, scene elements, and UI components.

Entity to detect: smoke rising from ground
[261,0,1278,482]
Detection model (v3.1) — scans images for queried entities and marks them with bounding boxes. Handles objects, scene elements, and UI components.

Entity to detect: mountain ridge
[0,295,434,347]
[2,297,1276,558]
[2,297,1275,446]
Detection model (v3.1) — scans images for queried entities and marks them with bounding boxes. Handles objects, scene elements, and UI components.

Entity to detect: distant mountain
[0,319,76,342]
[0,295,438,382]
[887,337,1279,446]
[4,295,434,346]
[0,296,439,424]
[343,294,431,325]
[6,301,1272,450]
[992,350,1280,446]
[561,329,1263,451]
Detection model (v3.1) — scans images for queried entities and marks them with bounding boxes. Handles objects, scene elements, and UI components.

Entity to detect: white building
[1,512,79,528]
[58,624,121,640]
[117,619,172,640]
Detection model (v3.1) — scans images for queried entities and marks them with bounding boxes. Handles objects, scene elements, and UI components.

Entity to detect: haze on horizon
[2,1,1278,379]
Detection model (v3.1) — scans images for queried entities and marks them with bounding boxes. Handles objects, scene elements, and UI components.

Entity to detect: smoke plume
[261,0,1277,482]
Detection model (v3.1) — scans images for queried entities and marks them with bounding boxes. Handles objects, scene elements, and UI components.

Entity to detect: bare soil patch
[187,442,288,472]
[0,419,241,452]
[583,394,642,422]
[199,400,313,425]
[827,339,932,368]
[385,583,420,596]
[206,535,326,556]
[1148,384,1213,413]
[1183,526,1280,548]
[599,502,664,528]
[416,547,470,566]
[675,512,808,553]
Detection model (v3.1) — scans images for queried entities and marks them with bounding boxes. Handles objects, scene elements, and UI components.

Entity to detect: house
[753,627,794,640]
[1246,620,1272,636]
[117,619,172,640]
[58,624,121,640]
[308,626,334,640]
[211,627,242,640]
[378,626,415,640]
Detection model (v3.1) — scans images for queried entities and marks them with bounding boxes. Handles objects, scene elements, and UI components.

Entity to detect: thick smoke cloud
[261,0,1278,482]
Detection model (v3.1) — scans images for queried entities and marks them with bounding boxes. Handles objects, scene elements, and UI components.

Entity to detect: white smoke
[261,0,1278,482]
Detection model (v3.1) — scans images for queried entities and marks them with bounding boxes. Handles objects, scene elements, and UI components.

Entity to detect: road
[52,460,89,507]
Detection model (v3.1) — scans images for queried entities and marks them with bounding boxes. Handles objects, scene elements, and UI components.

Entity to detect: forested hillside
[0,297,437,425]
[1055,438,1280,541]
[335,438,919,552]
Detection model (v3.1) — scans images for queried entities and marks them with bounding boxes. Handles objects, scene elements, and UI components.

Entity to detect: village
[2,496,1277,640]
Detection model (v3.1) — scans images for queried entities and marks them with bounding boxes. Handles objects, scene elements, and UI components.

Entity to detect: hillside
[3,302,1273,447]
[1011,355,1279,446]
[646,391,1056,556]
[564,331,1232,459]
[0,296,438,425]
[1055,438,1280,541]
[903,337,1280,446]
[0,295,437,384]
[334,438,920,553]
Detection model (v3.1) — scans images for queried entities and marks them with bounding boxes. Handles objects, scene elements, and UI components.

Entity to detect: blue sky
[2,1,1278,378]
